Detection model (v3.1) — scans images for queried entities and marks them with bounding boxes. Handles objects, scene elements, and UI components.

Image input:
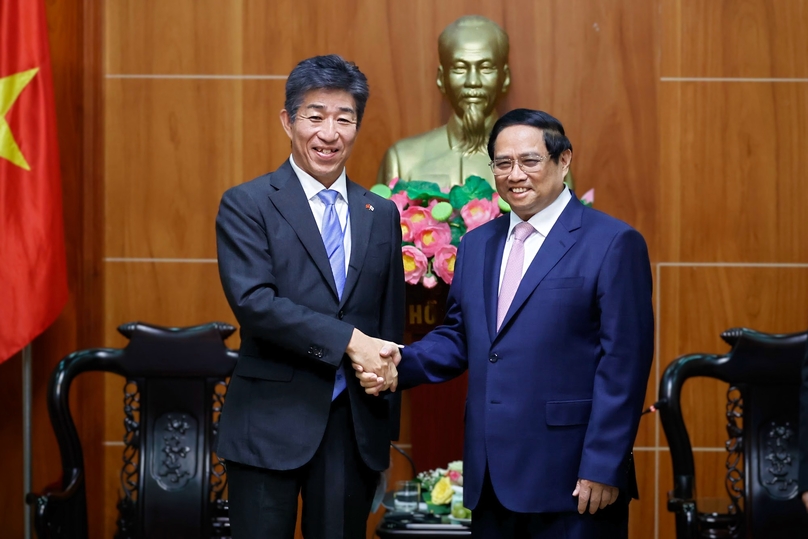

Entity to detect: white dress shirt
[498,188,572,294]
[289,155,352,275]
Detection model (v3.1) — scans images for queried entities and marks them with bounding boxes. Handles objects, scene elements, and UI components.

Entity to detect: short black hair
[284,55,370,128]
[487,109,572,163]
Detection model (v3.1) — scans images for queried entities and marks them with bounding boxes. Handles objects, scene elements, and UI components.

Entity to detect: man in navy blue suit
[361,109,654,538]
[216,55,405,539]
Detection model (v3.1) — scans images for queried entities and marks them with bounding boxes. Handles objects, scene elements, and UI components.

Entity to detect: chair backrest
[29,322,238,539]
[659,327,808,538]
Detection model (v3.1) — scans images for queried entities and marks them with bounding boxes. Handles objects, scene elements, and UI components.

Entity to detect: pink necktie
[497,222,536,330]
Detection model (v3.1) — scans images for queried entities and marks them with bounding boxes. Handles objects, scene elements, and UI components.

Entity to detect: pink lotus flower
[432,245,457,285]
[461,198,499,231]
[422,273,438,288]
[580,188,595,205]
[390,191,411,214]
[402,246,428,285]
[389,177,400,188]
[400,218,415,242]
[402,206,438,233]
[414,223,452,258]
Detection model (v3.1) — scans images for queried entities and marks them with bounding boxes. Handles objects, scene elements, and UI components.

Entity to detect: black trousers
[471,467,629,539]
[226,393,379,539]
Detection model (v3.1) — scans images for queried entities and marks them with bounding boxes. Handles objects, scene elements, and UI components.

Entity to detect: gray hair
[284,55,370,128]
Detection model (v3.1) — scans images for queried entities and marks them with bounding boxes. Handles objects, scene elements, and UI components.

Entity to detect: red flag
[0,0,68,362]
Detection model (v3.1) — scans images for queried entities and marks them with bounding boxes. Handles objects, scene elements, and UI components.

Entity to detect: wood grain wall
[3,1,802,538]
[0,0,104,537]
[101,1,808,538]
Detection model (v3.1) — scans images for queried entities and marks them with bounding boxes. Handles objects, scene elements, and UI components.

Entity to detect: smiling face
[493,125,571,221]
[280,88,358,187]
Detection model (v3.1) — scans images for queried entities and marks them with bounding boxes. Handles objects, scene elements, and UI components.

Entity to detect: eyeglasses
[297,114,357,130]
[489,155,551,176]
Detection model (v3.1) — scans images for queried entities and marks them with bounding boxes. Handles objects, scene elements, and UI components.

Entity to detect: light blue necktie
[317,189,347,400]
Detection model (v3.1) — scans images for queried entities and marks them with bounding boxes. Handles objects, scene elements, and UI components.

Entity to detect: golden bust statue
[377,15,510,187]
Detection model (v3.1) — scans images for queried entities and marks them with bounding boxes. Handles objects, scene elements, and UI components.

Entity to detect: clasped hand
[346,329,401,393]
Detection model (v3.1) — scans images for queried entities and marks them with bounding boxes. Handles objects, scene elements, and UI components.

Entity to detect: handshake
[346,329,402,396]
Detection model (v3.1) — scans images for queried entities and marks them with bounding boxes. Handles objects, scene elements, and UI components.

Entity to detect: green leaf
[369,184,392,198]
[391,179,409,194]
[448,175,495,209]
[406,180,447,202]
[449,218,466,246]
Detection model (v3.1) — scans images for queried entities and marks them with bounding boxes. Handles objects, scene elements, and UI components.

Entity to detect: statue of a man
[377,15,510,187]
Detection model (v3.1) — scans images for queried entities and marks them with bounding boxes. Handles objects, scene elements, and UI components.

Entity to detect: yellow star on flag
[0,67,39,171]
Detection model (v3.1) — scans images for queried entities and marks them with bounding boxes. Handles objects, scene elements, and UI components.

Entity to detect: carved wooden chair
[659,327,808,539]
[26,322,238,539]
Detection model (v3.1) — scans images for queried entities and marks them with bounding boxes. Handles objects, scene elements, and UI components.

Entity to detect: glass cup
[393,480,421,512]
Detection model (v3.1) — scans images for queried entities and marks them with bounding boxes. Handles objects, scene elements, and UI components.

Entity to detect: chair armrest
[667,491,699,539]
[25,469,87,539]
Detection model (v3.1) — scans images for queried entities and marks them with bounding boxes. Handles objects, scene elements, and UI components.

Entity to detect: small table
[376,521,471,537]
[375,512,471,538]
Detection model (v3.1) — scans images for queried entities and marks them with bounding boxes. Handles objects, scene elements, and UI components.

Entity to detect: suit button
[489,354,499,363]
[338,310,345,319]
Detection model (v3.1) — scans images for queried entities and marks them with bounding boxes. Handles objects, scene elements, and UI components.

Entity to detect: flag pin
[365,203,374,211]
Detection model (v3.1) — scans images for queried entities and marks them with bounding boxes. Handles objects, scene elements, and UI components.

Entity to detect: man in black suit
[215,55,405,539]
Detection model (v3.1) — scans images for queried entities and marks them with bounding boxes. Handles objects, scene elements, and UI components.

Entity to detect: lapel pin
[365,203,374,211]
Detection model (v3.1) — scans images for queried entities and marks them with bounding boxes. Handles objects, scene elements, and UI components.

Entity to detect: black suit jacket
[215,160,405,472]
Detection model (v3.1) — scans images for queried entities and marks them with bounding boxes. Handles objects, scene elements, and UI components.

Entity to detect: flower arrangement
[371,177,594,289]
[415,460,470,518]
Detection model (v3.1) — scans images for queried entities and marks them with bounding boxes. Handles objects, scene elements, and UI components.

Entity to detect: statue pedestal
[404,283,467,473]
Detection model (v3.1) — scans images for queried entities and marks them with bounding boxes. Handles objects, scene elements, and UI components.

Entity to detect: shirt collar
[289,154,348,202]
[507,187,572,239]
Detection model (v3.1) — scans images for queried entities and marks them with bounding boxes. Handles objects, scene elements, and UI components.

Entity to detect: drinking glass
[393,480,420,512]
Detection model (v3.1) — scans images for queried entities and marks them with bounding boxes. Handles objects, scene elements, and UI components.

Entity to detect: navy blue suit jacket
[215,161,405,472]
[398,194,654,513]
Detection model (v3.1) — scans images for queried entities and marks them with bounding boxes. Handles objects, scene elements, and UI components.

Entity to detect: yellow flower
[430,476,454,505]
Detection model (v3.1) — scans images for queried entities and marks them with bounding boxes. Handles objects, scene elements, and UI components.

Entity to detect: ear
[436,65,446,95]
[500,64,511,95]
[279,109,293,139]
[559,149,572,175]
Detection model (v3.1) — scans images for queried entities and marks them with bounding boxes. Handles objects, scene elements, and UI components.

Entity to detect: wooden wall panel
[106,0,243,75]
[629,450,657,539]
[661,0,808,78]
[241,80,317,180]
[658,265,808,447]
[103,262,238,348]
[105,79,246,258]
[659,82,808,262]
[505,0,659,254]
[94,1,808,539]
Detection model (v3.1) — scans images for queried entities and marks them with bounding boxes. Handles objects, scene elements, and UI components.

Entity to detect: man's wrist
[345,328,363,356]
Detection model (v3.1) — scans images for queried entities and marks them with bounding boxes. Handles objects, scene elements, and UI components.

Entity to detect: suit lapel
[483,218,509,343]
[340,179,372,307]
[495,197,584,338]
[267,161,340,300]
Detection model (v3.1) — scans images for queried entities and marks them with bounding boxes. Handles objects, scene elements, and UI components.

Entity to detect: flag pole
[23,343,32,539]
